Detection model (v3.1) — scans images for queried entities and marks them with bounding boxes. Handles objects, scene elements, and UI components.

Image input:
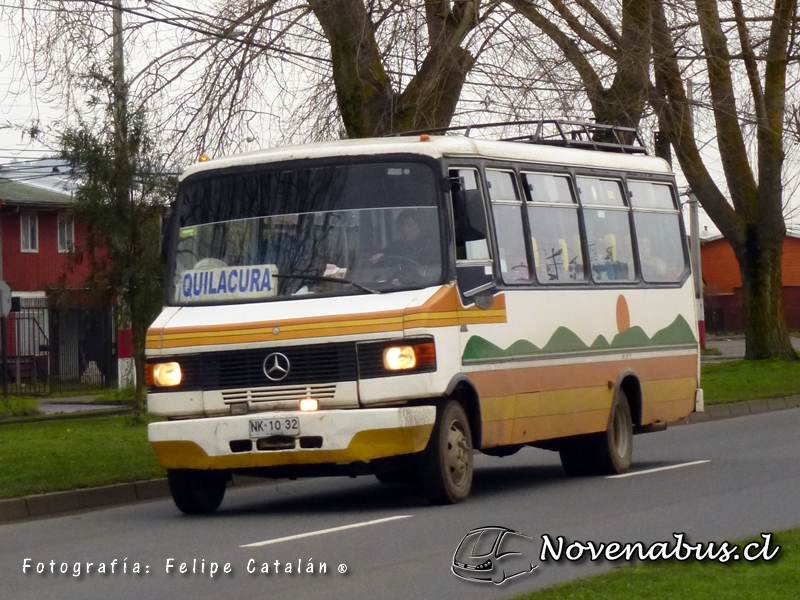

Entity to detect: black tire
[419,401,473,504]
[559,388,633,476]
[167,469,228,515]
[594,388,633,474]
[375,467,419,484]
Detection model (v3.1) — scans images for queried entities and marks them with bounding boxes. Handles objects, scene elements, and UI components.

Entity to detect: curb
[0,407,133,426]
[2,397,800,524]
[0,475,271,524]
[674,394,800,425]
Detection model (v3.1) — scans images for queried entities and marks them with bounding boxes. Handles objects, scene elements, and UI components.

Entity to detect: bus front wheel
[419,400,473,504]
[167,469,228,515]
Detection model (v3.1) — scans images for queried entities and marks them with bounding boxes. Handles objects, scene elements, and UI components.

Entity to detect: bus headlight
[383,342,435,371]
[147,362,183,387]
[384,346,416,370]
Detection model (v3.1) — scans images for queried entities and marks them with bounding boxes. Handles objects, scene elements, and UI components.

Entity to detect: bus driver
[369,209,439,279]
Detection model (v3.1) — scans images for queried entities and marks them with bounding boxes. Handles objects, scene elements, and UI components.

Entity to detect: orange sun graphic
[616,294,630,333]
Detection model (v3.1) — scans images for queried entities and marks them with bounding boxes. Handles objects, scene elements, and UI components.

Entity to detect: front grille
[150,342,357,391]
[222,384,337,406]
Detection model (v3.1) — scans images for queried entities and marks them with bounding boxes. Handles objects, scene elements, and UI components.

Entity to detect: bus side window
[450,168,490,261]
[486,169,530,283]
[629,181,687,282]
[523,172,585,283]
[577,176,635,283]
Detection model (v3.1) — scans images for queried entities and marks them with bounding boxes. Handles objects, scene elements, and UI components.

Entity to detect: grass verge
[93,387,135,404]
[512,528,798,600]
[702,359,800,404]
[0,415,164,499]
[0,396,40,418]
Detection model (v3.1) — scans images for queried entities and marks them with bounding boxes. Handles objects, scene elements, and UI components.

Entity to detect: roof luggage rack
[395,119,648,155]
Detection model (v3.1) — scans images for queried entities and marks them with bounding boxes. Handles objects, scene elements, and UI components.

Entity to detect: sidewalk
[36,395,130,416]
[702,335,800,362]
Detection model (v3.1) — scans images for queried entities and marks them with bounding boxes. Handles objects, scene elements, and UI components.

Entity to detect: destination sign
[179,264,278,302]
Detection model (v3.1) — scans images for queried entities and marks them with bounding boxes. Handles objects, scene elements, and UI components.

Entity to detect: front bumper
[148,405,435,471]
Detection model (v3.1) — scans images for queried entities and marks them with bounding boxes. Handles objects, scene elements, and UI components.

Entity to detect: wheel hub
[446,422,470,485]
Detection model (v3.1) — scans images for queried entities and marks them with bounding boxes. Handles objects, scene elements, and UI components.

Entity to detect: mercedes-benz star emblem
[263,352,291,381]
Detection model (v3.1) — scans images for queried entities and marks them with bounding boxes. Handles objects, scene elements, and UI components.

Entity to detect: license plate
[249,417,300,438]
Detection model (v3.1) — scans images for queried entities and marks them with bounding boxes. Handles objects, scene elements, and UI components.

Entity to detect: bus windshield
[170,160,444,304]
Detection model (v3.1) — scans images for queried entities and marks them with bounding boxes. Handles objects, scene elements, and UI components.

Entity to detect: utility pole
[112,0,140,401]
[686,79,706,350]
[688,192,706,349]
[112,0,127,149]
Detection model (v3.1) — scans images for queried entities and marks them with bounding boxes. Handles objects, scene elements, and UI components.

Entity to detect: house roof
[0,158,75,208]
[0,177,74,208]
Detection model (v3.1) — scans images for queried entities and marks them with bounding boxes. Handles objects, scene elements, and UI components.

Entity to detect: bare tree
[505,0,653,139]
[651,0,798,359]
[3,1,505,157]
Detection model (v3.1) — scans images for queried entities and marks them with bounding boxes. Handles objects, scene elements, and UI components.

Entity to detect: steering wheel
[373,254,425,283]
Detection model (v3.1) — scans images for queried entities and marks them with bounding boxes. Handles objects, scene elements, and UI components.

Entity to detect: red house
[0,159,116,393]
[701,231,800,333]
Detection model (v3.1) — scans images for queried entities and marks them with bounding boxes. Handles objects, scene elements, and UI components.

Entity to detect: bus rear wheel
[167,469,228,515]
[419,400,473,504]
[597,388,633,474]
[559,388,632,476]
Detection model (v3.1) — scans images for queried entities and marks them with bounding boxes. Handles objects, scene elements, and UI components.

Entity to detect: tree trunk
[735,228,796,359]
[132,328,147,413]
[308,0,479,137]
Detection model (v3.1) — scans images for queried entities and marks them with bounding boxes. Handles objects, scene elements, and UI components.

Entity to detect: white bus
[146,122,702,514]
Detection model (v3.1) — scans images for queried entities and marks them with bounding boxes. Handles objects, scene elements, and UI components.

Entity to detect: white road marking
[607,460,711,479]
[241,515,413,548]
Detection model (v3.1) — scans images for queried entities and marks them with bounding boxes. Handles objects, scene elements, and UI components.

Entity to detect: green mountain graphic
[651,315,696,345]
[463,314,696,360]
[542,327,590,353]
[610,326,650,348]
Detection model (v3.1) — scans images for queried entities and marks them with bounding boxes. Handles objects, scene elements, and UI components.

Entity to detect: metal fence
[1,297,117,396]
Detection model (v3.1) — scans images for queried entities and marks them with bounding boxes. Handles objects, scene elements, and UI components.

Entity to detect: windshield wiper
[272,273,381,294]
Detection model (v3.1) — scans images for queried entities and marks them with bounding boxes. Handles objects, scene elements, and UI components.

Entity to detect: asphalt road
[2,408,800,600]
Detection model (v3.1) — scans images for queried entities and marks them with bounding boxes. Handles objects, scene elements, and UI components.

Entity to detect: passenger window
[523,172,585,283]
[487,170,530,283]
[525,172,573,204]
[578,177,634,282]
[629,181,686,282]
[628,181,676,210]
[577,177,626,207]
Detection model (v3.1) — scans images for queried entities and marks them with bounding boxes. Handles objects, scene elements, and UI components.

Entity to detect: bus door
[448,167,494,309]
